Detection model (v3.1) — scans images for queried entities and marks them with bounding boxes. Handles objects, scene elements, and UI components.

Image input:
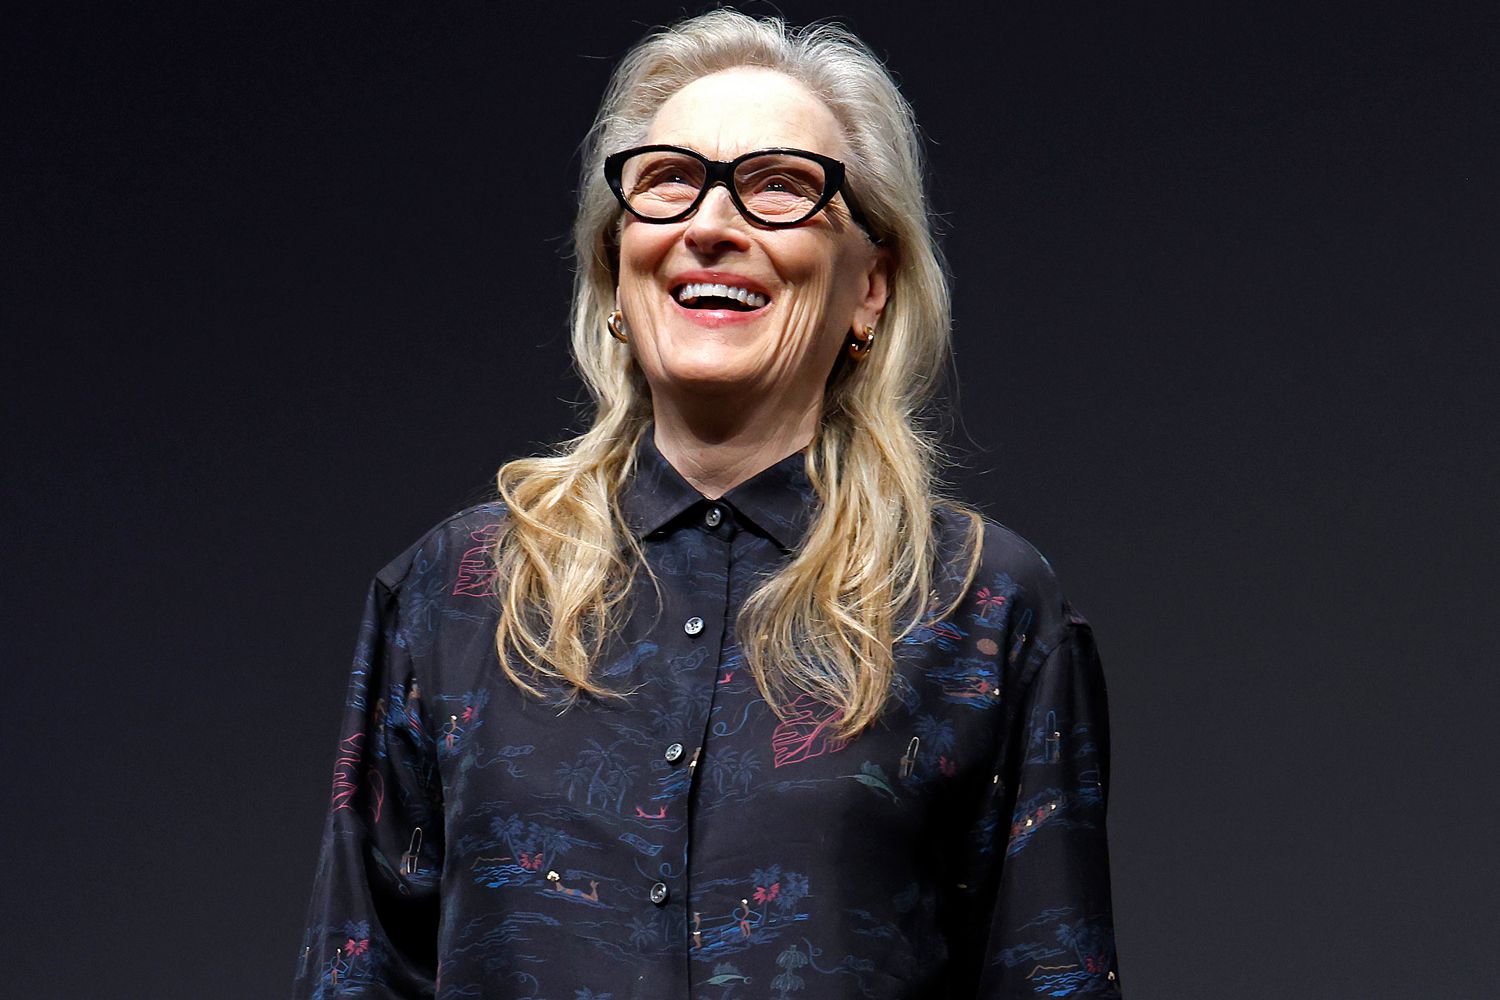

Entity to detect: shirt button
[704,505,723,528]
[684,616,704,636]
[649,881,669,906]
[664,742,685,763]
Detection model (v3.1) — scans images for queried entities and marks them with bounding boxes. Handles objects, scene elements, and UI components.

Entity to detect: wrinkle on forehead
[643,67,850,161]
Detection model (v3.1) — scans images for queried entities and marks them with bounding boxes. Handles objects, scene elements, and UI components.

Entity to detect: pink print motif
[330,732,385,822]
[367,769,385,824]
[974,586,1008,615]
[771,693,848,768]
[737,898,753,938]
[452,524,501,597]
[330,733,363,811]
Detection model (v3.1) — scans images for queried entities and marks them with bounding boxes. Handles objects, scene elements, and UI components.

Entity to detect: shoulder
[933,503,1080,648]
[373,500,510,594]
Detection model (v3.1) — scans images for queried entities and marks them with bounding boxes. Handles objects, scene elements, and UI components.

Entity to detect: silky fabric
[292,429,1121,998]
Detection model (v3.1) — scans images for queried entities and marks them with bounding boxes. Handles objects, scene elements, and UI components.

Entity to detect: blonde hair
[492,9,982,739]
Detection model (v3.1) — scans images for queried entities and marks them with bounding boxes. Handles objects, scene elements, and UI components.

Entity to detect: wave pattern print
[290,441,1120,999]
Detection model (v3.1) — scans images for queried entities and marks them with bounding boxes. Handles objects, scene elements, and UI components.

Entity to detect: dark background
[5,1,1497,997]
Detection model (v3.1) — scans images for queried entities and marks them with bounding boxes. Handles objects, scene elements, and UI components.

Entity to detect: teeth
[674,282,769,308]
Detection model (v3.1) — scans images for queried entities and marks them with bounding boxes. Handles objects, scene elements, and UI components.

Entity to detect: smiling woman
[292,9,1121,999]
[613,66,890,463]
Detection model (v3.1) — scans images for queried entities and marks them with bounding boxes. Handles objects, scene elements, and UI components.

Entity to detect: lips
[673,281,770,311]
[661,270,773,328]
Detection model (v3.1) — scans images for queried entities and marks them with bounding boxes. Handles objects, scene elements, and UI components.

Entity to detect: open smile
[667,273,773,327]
[672,281,770,311]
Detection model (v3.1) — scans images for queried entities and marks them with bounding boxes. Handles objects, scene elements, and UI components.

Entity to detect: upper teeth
[675,283,768,308]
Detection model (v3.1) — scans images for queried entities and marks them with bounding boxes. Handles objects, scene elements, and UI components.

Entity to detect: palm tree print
[971,572,1020,626]
[556,758,590,803]
[708,747,740,795]
[573,739,639,812]
[490,813,527,858]
[774,872,809,918]
[627,915,658,951]
[747,866,810,924]
[734,748,761,794]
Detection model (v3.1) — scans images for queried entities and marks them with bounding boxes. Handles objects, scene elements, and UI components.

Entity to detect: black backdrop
[5,2,1497,997]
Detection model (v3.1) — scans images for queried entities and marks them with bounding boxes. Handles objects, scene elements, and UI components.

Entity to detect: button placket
[647,502,734,952]
[676,518,758,957]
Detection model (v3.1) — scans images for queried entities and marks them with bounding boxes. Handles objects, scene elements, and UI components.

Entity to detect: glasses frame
[603,144,881,243]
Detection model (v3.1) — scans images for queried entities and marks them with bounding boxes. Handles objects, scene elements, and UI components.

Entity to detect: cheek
[778,270,837,345]
[616,223,673,291]
[778,243,864,338]
[614,231,671,347]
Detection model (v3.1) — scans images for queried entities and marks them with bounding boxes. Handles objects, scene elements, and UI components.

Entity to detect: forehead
[644,67,848,159]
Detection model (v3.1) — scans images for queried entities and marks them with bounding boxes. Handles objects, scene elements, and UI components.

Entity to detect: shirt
[292,429,1121,999]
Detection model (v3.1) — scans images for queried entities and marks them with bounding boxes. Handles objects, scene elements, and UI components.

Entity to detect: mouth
[671,281,771,313]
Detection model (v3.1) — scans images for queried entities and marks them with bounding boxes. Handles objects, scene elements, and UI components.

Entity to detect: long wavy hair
[491,9,982,739]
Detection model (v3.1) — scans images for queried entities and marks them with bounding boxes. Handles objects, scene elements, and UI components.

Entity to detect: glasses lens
[734,153,828,223]
[618,150,708,219]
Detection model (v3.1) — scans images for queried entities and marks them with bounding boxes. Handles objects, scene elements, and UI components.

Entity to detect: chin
[660,362,760,397]
[652,339,762,391]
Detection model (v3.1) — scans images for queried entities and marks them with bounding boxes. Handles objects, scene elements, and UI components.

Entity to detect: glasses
[604,144,880,242]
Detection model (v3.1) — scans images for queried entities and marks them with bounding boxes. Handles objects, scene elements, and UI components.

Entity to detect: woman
[293,10,1120,999]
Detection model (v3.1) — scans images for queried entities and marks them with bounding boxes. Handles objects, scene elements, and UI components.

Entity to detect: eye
[649,168,691,187]
[736,160,826,201]
[749,172,810,195]
[629,155,704,196]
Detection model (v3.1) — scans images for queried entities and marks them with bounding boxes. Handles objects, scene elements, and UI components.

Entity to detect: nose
[683,184,751,256]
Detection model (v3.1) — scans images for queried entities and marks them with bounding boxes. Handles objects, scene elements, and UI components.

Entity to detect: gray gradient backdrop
[5,1,1497,997]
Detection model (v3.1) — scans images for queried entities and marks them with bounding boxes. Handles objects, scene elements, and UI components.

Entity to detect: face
[614,67,889,410]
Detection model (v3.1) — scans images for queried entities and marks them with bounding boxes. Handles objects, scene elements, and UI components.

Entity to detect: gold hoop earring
[607,309,629,343]
[847,324,876,360]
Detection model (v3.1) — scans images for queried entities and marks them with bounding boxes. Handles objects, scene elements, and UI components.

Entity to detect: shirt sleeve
[975,611,1122,997]
[291,577,445,1000]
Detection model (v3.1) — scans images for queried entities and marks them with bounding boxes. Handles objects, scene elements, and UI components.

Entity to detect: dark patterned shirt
[292,430,1121,999]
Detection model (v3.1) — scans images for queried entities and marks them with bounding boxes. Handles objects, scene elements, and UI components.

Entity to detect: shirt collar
[619,426,819,550]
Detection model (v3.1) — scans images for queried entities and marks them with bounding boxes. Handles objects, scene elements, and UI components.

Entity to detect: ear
[853,245,893,331]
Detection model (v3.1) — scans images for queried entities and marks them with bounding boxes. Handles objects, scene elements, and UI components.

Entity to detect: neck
[650,388,821,499]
